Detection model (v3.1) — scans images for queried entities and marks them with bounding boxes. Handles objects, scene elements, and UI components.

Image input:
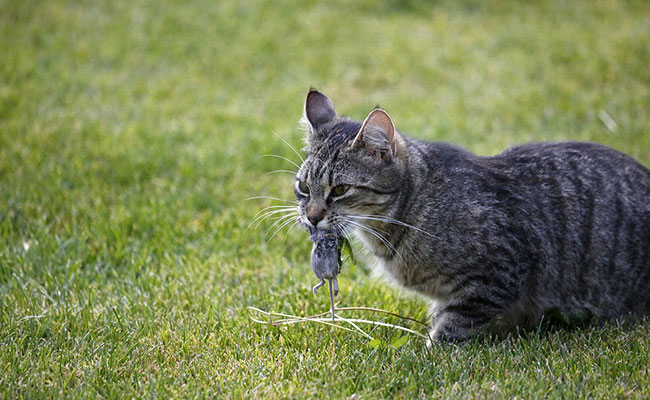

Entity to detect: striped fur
[296,90,650,342]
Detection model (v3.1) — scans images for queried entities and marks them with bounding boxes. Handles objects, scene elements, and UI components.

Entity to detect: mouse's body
[308,228,342,319]
[309,228,341,278]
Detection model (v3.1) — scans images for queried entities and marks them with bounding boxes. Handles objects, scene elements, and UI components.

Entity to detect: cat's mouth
[300,215,332,230]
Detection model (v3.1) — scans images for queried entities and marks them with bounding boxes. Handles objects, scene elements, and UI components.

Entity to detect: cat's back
[492,141,650,202]
[484,141,650,316]
[496,141,648,177]
[487,141,650,260]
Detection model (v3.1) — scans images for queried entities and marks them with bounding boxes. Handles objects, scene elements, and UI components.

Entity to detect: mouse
[309,227,342,320]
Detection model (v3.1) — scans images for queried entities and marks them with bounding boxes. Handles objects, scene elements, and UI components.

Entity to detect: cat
[293,89,650,343]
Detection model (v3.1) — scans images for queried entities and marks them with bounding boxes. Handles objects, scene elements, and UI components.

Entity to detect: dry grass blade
[334,307,428,326]
[247,306,366,337]
[247,306,428,339]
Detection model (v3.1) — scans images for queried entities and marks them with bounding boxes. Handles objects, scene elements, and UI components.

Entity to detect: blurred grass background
[1,0,649,398]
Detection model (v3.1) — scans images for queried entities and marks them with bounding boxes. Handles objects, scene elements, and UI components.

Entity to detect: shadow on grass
[430,309,650,349]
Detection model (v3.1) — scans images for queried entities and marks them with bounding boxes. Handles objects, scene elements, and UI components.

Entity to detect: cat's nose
[307,209,325,227]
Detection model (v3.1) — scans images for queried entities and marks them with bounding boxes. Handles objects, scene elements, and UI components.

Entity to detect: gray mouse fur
[309,228,341,296]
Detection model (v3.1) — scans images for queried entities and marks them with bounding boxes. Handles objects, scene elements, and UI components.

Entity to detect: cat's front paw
[426,310,485,346]
[426,326,472,346]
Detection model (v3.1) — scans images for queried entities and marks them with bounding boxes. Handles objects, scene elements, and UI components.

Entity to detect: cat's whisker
[282,219,303,241]
[333,218,365,251]
[271,130,305,164]
[265,209,299,227]
[265,169,298,176]
[331,218,353,244]
[349,219,391,236]
[333,219,350,238]
[246,206,298,232]
[355,224,401,263]
[245,207,292,235]
[268,214,301,242]
[264,211,300,234]
[286,218,302,233]
[351,221,397,254]
[269,218,302,247]
[346,220,402,262]
[252,209,298,230]
[338,215,391,238]
[252,205,298,217]
[262,154,301,170]
[329,215,350,239]
[253,205,297,216]
[246,195,295,204]
[349,214,439,239]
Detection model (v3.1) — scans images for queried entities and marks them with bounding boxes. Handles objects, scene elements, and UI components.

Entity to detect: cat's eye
[330,185,350,197]
[296,180,310,196]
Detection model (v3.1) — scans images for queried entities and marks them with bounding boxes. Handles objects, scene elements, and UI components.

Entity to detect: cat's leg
[426,296,508,345]
[428,309,490,343]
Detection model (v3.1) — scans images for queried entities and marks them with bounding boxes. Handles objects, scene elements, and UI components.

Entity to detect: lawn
[1,0,649,398]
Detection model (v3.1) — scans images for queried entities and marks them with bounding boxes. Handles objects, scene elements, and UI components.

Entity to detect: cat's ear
[352,108,398,159]
[304,90,336,130]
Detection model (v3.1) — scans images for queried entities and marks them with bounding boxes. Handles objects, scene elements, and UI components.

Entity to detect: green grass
[1,0,650,398]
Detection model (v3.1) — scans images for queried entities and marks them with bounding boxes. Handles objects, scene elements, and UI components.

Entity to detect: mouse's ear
[304,90,336,130]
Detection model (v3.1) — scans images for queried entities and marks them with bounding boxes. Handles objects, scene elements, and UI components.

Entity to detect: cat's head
[295,90,408,234]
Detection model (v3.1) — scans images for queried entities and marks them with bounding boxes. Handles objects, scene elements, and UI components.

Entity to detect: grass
[1,0,649,398]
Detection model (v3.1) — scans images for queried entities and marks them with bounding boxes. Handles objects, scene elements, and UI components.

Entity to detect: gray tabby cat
[295,90,650,343]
